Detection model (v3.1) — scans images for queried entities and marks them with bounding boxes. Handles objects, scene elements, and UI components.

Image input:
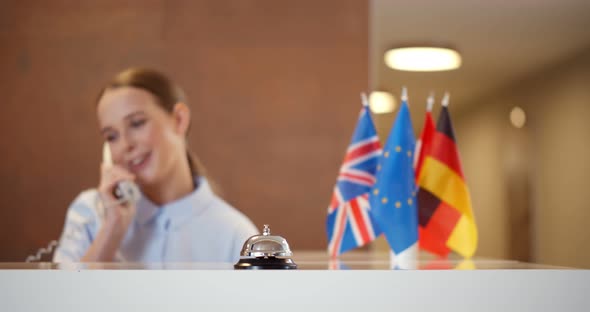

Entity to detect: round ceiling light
[384,47,462,71]
[510,106,526,128]
[369,91,396,114]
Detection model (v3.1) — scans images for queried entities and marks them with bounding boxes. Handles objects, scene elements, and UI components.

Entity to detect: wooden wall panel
[0,0,368,261]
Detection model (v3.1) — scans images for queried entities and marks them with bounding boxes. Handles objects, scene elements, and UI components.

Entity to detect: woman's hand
[82,164,137,262]
[98,163,137,233]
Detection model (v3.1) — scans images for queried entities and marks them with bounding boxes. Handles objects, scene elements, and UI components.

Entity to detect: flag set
[326,89,477,261]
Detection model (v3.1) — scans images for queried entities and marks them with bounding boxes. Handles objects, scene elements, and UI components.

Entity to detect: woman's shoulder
[208,196,253,221]
[72,188,100,204]
[193,178,255,230]
[63,188,102,225]
[205,196,258,233]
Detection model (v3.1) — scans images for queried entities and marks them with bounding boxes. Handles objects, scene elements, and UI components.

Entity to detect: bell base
[234,257,297,270]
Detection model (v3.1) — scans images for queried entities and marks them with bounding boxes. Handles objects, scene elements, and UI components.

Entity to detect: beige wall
[455,106,510,259]
[454,48,590,268]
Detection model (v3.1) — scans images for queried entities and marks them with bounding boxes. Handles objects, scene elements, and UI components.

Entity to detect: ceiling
[370,0,590,114]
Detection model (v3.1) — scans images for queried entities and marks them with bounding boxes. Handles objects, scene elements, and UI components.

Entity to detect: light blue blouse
[53,177,258,263]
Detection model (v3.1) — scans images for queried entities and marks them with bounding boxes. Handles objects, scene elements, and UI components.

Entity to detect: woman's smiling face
[97,86,185,187]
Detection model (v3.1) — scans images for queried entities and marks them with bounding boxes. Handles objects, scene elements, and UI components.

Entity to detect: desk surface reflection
[0,251,574,270]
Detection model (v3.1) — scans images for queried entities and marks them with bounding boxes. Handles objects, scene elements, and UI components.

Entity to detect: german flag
[416,103,478,258]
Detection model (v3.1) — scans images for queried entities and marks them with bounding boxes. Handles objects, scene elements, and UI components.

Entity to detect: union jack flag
[326,98,382,258]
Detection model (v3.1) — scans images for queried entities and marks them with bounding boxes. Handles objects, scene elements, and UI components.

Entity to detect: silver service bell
[234,224,297,269]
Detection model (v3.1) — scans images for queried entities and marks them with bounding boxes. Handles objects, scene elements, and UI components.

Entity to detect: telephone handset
[102,143,141,206]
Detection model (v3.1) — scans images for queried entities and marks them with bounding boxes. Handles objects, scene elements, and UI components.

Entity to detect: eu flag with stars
[369,92,418,261]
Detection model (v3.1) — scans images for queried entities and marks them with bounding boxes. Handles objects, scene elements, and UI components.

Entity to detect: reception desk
[1,252,588,311]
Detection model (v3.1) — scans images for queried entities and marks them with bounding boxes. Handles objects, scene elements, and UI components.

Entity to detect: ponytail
[187,150,221,195]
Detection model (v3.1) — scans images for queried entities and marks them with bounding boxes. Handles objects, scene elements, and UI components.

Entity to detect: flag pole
[442,92,450,107]
[401,86,408,103]
[360,92,370,107]
[427,92,435,112]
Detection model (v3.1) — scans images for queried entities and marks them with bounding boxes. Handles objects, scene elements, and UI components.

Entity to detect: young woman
[54,68,257,263]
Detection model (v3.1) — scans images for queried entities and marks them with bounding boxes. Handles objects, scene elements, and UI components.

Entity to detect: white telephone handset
[102,143,141,205]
